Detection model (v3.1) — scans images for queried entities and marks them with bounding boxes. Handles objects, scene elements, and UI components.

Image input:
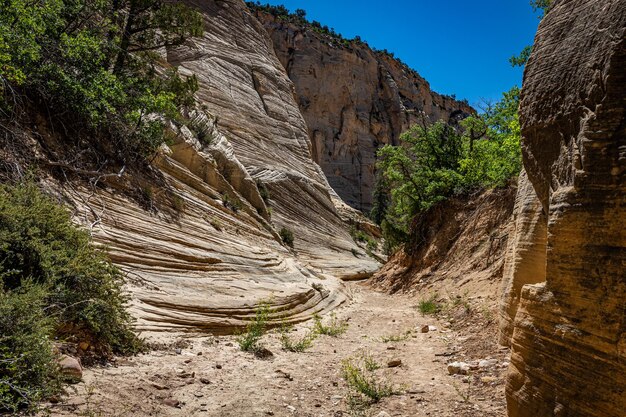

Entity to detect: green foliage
[0,181,142,412]
[279,325,317,353]
[256,180,271,205]
[341,356,393,403]
[376,88,521,246]
[313,313,348,337]
[509,45,533,67]
[279,227,294,248]
[510,1,552,67]
[0,0,203,159]
[237,303,270,353]
[417,294,442,315]
[0,284,60,413]
[350,227,377,251]
[0,182,142,354]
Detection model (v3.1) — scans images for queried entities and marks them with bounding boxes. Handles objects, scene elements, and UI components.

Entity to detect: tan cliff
[252,9,474,211]
[9,0,381,333]
[500,0,626,416]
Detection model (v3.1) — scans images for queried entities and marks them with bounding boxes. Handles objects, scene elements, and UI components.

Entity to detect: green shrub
[256,180,271,205]
[0,182,142,355]
[279,227,294,248]
[237,303,270,353]
[341,356,393,403]
[417,294,442,315]
[279,325,317,353]
[313,313,348,337]
[0,284,60,413]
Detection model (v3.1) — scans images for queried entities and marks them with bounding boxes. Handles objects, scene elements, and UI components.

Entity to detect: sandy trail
[45,283,506,417]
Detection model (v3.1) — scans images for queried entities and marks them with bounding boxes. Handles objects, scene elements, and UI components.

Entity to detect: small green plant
[209,217,223,231]
[380,330,412,343]
[313,313,348,337]
[237,303,271,353]
[222,193,242,213]
[256,180,271,205]
[363,353,381,372]
[417,294,442,315]
[279,325,317,353]
[341,356,393,403]
[279,227,294,248]
[171,194,185,212]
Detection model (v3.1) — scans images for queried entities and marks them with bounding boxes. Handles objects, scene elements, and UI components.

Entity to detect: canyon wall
[252,10,474,211]
[501,0,626,416]
[41,0,379,333]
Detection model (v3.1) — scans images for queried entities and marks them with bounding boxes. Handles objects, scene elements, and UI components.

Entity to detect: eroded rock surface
[63,0,379,332]
[252,11,474,211]
[502,1,626,416]
[371,187,516,298]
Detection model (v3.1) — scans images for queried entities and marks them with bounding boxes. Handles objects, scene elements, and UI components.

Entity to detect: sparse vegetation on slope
[313,313,348,337]
[0,0,204,162]
[237,302,271,353]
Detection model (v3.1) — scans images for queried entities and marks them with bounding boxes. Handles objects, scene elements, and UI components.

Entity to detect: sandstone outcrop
[53,0,378,333]
[252,10,474,211]
[501,1,626,416]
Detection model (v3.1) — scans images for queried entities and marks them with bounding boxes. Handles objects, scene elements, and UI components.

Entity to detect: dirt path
[45,283,507,417]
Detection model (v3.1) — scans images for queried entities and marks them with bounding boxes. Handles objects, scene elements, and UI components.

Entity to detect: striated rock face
[501,1,626,416]
[252,11,474,211]
[57,0,379,333]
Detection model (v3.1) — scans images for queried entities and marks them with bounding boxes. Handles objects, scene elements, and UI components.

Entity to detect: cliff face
[252,11,474,211]
[500,1,626,416]
[27,0,380,333]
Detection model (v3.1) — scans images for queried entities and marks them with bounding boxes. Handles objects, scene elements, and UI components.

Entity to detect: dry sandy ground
[43,283,508,417]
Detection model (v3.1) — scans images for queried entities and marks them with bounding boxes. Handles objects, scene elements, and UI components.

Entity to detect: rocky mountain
[251,9,474,211]
[500,0,626,415]
[5,0,384,333]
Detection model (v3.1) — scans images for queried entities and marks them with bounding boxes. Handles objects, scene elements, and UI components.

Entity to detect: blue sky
[256,0,542,108]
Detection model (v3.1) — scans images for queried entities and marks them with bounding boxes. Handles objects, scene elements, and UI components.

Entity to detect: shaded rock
[503,1,626,416]
[387,359,402,368]
[58,355,82,382]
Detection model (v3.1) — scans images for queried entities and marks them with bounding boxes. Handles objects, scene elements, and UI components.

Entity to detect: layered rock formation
[52,0,378,332]
[252,10,474,211]
[500,1,626,415]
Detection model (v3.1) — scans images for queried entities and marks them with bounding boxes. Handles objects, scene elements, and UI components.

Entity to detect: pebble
[286,405,296,412]
[479,359,498,368]
[200,377,211,384]
[163,398,180,408]
[376,412,391,417]
[175,348,182,355]
[447,361,470,375]
[420,325,430,333]
[387,359,402,368]
[215,363,223,369]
